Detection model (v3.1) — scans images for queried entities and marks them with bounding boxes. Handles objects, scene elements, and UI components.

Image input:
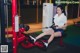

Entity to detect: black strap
[52,18,55,25]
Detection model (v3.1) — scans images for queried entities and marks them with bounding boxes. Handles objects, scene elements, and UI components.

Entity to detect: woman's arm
[61,23,67,30]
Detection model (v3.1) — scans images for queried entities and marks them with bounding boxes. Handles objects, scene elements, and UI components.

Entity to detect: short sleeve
[64,16,67,24]
[53,14,57,19]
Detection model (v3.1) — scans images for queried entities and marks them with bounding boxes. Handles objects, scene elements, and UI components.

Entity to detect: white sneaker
[30,36,36,42]
[42,41,48,48]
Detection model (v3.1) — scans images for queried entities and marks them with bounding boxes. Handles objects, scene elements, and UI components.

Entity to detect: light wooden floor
[5,18,80,38]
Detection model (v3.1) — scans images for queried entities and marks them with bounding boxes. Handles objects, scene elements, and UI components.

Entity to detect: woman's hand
[56,26,60,29]
[53,25,58,27]
[53,25,58,29]
[56,23,67,30]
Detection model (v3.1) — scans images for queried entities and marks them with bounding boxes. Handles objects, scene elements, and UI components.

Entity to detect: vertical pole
[79,1,80,18]
[49,0,52,3]
[18,0,21,24]
[78,0,80,18]
[39,0,42,5]
[4,0,9,38]
[12,0,17,53]
[32,0,35,5]
[36,0,38,23]
[1,0,6,44]
[18,0,20,17]
[46,0,48,3]
[27,0,29,5]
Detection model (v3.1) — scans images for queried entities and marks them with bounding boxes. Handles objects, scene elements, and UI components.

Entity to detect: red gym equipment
[5,0,34,53]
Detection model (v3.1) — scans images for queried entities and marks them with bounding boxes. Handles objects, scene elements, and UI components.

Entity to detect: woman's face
[56,7,62,15]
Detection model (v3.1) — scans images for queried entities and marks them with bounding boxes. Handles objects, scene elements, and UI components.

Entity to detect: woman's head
[56,5,66,15]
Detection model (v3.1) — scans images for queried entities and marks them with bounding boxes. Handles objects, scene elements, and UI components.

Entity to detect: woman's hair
[57,5,66,16]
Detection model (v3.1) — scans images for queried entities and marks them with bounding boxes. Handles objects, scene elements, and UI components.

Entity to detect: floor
[17,38,80,53]
[8,36,80,53]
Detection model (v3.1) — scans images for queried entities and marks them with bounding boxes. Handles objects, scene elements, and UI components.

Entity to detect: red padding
[21,41,35,48]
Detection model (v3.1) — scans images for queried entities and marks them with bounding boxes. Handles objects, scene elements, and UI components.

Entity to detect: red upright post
[12,0,17,53]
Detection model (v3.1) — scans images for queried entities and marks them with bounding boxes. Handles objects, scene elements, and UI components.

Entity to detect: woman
[30,5,67,48]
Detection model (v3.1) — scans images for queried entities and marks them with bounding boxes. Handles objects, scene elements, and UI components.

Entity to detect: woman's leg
[29,30,54,43]
[54,32,62,37]
[48,31,62,44]
[48,34,54,44]
[34,30,62,48]
[35,29,54,40]
[34,29,55,47]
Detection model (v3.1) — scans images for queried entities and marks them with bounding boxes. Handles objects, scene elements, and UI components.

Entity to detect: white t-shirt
[53,13,67,27]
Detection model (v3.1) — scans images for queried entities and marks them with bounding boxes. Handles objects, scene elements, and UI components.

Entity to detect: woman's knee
[44,30,54,35]
[54,32,62,37]
[58,32,62,36]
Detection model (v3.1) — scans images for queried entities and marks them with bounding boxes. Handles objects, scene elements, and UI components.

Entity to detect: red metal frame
[12,0,17,53]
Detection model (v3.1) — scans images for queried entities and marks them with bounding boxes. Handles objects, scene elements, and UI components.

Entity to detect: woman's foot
[29,36,36,43]
[41,40,48,48]
[35,40,48,50]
